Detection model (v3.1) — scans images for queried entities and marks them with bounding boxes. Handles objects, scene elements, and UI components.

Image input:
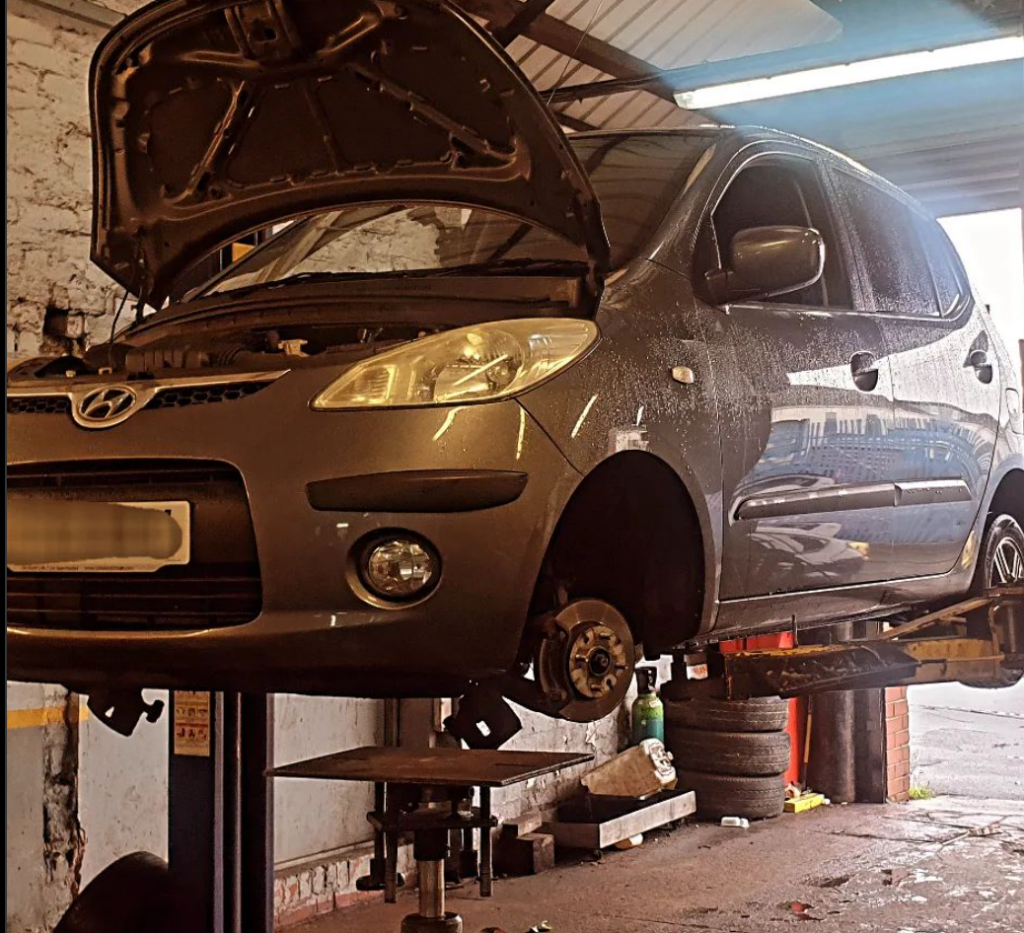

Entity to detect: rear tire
[676,770,786,820]
[664,696,789,733]
[963,514,1024,688]
[972,514,1024,593]
[666,726,791,776]
[55,852,178,933]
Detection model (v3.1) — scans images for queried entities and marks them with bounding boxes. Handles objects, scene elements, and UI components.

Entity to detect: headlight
[312,319,598,409]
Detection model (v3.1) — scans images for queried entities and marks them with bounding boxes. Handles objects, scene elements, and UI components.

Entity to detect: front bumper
[7,366,580,696]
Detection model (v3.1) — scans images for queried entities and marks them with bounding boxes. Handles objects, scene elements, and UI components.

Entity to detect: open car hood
[90,0,610,307]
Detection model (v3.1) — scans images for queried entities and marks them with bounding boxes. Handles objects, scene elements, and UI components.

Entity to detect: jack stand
[402,827,462,933]
[355,782,407,895]
[272,746,592,933]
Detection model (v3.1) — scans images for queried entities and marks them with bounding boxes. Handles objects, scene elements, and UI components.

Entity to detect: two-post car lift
[53,587,1021,933]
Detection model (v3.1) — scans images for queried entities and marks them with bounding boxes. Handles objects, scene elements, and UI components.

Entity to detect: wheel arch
[985,466,1024,527]
[529,450,713,655]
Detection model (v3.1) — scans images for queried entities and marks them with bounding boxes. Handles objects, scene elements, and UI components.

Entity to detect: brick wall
[884,686,911,801]
[6,1,142,360]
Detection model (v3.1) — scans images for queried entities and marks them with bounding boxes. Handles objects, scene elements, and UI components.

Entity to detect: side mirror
[706,226,825,305]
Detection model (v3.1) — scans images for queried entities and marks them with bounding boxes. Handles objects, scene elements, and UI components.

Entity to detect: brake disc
[536,599,636,723]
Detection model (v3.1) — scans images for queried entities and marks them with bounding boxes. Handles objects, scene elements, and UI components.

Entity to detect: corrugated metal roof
[496,0,1021,212]
[504,0,841,130]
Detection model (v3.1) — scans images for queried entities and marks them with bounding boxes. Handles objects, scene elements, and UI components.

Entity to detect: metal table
[272,746,592,933]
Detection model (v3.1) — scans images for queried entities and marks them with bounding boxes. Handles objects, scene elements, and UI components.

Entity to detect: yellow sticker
[173,691,211,757]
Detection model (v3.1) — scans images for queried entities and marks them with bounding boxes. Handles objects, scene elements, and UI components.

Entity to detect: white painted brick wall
[5,2,140,359]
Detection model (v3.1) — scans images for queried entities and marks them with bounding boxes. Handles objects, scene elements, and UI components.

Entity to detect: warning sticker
[173,691,211,757]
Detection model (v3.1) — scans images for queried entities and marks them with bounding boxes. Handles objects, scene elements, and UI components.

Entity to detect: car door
[829,167,1001,578]
[698,148,897,599]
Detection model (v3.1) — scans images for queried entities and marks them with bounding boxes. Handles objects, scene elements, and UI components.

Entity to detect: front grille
[144,381,273,410]
[7,460,262,631]
[7,567,261,630]
[6,379,273,416]
[7,396,72,415]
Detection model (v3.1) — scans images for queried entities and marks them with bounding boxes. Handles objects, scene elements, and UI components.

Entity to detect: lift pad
[695,588,1023,700]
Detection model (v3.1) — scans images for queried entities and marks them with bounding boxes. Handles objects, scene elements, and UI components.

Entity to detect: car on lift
[7,0,1024,732]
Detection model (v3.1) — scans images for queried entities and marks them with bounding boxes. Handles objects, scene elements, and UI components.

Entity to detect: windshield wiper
[423,258,590,278]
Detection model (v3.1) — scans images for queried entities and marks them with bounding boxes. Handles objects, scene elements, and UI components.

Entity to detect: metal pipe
[418,860,445,919]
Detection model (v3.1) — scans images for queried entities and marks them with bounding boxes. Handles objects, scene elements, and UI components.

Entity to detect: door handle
[850,352,880,392]
[968,349,994,384]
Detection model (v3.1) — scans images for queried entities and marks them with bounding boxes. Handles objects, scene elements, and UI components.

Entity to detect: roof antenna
[546,0,609,110]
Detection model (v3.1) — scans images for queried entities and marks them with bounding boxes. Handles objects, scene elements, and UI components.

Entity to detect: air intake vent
[7,460,261,630]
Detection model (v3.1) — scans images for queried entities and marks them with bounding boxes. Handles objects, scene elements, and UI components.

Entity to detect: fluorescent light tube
[676,35,1024,109]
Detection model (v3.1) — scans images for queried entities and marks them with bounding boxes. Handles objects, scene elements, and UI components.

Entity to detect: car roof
[568,124,917,213]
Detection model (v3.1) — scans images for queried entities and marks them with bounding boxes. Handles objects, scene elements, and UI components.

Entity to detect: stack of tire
[665,696,790,821]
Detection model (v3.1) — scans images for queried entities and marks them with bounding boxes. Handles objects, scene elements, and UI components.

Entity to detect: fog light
[363,538,437,599]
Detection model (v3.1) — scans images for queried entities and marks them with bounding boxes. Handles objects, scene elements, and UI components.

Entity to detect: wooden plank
[547,790,696,850]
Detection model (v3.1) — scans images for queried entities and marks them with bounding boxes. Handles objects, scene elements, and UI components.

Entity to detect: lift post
[676,588,1023,700]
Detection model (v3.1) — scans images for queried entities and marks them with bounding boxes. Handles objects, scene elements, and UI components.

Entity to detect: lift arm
[690,588,1023,700]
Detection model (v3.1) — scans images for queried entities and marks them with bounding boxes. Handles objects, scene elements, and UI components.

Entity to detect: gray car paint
[7,127,1023,697]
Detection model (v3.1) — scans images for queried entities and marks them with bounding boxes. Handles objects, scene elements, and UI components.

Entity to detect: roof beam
[453,0,676,100]
[491,0,557,47]
[555,111,598,133]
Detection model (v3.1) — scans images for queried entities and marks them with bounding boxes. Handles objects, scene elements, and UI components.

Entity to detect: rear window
[831,169,938,317]
[194,134,714,297]
[913,215,967,317]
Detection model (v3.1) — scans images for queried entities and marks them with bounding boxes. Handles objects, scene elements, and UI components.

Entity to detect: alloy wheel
[990,535,1024,586]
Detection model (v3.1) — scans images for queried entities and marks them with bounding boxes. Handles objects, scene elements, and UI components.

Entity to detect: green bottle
[631,667,664,745]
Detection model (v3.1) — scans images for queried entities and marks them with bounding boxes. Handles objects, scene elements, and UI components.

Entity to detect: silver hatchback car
[7,0,1024,727]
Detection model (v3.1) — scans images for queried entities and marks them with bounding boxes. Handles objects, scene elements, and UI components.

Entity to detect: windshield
[196,133,715,297]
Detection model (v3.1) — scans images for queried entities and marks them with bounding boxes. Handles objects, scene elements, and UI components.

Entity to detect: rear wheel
[963,514,1024,688]
[973,514,1024,592]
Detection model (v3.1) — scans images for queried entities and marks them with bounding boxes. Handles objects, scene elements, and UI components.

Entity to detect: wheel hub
[536,599,636,722]
[568,623,629,699]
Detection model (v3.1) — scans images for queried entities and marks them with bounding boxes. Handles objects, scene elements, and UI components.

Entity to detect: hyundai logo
[75,385,141,428]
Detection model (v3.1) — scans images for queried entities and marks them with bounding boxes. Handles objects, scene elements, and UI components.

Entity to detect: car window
[708,158,852,309]
[913,214,966,317]
[831,169,939,317]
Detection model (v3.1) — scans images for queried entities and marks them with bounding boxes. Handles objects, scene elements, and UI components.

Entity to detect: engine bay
[7,322,440,386]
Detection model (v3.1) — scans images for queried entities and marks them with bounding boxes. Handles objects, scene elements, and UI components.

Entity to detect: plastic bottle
[631,667,664,745]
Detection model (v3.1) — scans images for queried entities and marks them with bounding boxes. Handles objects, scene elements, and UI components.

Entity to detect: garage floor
[299,684,1024,933]
[299,797,1024,932]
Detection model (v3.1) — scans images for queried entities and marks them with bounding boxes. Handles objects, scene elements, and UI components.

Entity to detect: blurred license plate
[7,500,191,573]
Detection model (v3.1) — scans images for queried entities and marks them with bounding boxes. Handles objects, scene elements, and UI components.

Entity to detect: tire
[962,514,1024,688]
[958,669,1023,690]
[666,726,791,776]
[664,696,789,733]
[972,514,1024,593]
[677,770,785,820]
[55,852,178,933]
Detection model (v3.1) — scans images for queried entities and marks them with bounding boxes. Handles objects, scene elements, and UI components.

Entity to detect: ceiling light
[676,35,1024,109]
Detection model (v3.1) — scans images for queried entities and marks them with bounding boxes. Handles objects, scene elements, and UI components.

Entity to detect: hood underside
[90,0,610,306]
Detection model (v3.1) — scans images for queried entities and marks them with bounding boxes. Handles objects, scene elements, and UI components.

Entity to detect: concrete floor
[300,796,1024,933]
[910,681,1024,801]
[299,682,1024,933]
